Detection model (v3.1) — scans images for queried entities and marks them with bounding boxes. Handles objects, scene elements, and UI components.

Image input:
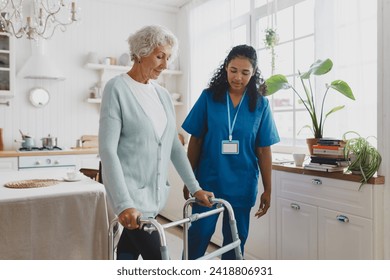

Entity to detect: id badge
[221,140,239,154]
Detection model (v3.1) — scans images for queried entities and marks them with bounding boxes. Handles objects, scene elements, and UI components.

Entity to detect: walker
[108,197,243,260]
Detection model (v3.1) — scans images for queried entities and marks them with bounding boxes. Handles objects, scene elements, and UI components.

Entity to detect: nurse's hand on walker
[255,191,271,218]
[184,186,214,208]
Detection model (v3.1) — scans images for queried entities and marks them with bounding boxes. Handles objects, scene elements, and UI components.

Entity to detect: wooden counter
[0,148,99,157]
[273,163,385,185]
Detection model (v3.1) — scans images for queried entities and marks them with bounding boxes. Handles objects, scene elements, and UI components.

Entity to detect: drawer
[274,171,373,218]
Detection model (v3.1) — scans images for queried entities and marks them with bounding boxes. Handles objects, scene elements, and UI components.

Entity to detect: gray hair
[128,25,178,61]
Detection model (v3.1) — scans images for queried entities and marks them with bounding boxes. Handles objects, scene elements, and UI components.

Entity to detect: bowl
[171,93,181,101]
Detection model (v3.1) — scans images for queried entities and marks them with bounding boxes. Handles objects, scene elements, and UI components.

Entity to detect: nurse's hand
[118,208,141,230]
[193,190,214,208]
[255,191,271,218]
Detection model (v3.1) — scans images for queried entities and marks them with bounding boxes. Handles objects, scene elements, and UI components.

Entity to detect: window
[188,0,377,153]
[256,0,315,151]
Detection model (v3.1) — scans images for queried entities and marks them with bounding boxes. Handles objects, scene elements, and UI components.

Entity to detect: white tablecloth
[0,169,112,260]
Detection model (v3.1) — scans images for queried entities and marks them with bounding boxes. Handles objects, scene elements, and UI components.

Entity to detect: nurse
[182,44,280,259]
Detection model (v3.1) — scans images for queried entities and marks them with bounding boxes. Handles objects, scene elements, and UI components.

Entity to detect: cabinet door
[277,198,318,259]
[77,154,100,169]
[0,157,18,171]
[245,197,276,260]
[0,33,14,97]
[318,208,372,259]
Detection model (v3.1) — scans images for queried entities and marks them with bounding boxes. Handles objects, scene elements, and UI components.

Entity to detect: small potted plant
[264,27,279,74]
[342,131,382,190]
[265,59,355,153]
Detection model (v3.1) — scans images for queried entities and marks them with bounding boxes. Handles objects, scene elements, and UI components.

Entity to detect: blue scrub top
[182,89,280,207]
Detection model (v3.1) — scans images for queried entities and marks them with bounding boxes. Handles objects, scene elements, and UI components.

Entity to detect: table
[0,169,112,260]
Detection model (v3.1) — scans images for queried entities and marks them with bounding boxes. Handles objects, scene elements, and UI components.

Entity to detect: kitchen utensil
[81,135,98,148]
[171,93,181,101]
[19,129,32,139]
[41,134,58,150]
[76,139,83,148]
[22,137,35,149]
[19,129,25,139]
[292,153,306,167]
[118,53,131,66]
[15,137,35,150]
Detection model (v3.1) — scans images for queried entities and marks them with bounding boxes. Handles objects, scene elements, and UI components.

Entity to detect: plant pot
[306,138,320,155]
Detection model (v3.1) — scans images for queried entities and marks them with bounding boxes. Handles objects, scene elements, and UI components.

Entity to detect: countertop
[0,148,99,157]
[2,149,383,184]
[272,163,385,185]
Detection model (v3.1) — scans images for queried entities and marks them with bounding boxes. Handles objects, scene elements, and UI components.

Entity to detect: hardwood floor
[156,215,220,260]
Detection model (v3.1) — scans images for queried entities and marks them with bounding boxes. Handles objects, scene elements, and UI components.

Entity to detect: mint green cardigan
[99,74,201,217]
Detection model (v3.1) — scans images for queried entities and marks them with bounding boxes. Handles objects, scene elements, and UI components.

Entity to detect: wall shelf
[87,97,183,106]
[85,63,182,75]
[85,62,184,106]
[86,98,102,104]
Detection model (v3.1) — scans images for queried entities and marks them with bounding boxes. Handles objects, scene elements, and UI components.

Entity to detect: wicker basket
[4,179,60,189]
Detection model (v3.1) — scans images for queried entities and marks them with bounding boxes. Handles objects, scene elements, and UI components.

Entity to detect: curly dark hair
[208,44,267,112]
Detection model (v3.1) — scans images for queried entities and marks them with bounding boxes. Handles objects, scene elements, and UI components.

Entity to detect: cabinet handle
[290,203,300,210]
[336,215,349,223]
[311,178,322,185]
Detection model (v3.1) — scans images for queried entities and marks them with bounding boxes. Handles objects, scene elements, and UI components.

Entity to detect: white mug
[66,170,81,180]
[293,153,306,167]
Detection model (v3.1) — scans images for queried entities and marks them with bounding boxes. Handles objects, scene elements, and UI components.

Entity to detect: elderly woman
[99,25,213,260]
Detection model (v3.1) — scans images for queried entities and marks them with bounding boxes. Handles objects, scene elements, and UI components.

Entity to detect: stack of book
[304,138,349,172]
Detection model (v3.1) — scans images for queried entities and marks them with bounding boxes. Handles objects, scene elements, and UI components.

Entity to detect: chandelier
[0,0,79,40]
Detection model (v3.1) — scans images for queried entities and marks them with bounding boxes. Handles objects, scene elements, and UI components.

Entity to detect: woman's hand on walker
[118,208,142,230]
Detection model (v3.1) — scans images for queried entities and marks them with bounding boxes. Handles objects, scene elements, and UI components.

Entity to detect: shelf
[85,63,182,75]
[86,98,102,104]
[85,63,130,72]
[85,60,184,106]
[173,101,184,106]
[87,98,183,106]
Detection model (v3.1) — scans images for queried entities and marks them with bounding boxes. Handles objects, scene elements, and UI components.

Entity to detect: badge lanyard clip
[227,89,246,141]
[222,90,246,155]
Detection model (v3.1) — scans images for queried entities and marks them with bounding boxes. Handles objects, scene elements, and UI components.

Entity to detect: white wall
[378,0,390,259]
[0,0,179,150]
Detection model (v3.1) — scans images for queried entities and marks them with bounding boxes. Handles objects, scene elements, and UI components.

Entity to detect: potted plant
[342,131,382,190]
[265,58,355,152]
[264,27,279,74]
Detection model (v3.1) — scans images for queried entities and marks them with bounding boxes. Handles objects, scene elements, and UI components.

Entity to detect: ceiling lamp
[0,0,79,40]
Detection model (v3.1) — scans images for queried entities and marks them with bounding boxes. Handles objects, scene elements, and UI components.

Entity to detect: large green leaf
[265,74,291,95]
[300,58,333,79]
[325,105,345,118]
[329,80,355,100]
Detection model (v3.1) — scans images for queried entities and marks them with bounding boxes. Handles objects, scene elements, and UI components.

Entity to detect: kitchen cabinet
[85,63,184,105]
[0,150,99,171]
[0,157,18,171]
[0,32,14,98]
[274,170,383,259]
[76,153,100,170]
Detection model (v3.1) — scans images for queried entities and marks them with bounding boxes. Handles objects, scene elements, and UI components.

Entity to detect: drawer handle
[336,215,349,223]
[311,178,322,185]
[290,203,300,210]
